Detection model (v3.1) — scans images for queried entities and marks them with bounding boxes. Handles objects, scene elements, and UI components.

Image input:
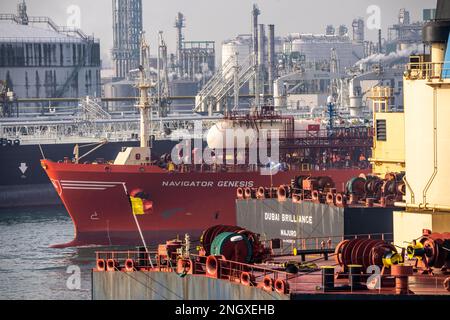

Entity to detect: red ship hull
[41,160,369,247]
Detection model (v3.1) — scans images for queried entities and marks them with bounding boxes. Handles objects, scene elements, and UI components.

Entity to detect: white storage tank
[221,35,252,69]
[206,118,327,149]
[285,34,364,70]
[0,11,101,105]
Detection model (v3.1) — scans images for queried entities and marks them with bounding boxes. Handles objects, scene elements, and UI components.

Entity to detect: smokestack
[258,24,266,67]
[423,0,450,63]
[268,24,275,96]
[436,0,450,20]
[251,4,260,108]
[175,12,185,77]
[258,24,266,96]
[378,29,382,54]
[252,4,260,60]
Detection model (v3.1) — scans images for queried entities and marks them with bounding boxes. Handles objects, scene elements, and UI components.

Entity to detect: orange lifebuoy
[124,259,134,272]
[274,278,290,294]
[240,271,255,286]
[106,259,117,272]
[262,275,274,292]
[96,259,106,272]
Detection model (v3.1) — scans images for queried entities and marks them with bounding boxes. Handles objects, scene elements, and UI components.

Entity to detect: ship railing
[406,61,450,81]
[277,128,373,143]
[190,253,449,295]
[0,118,141,143]
[261,233,394,257]
[277,269,450,295]
[94,250,450,295]
[189,253,298,286]
[224,107,283,120]
[197,252,449,295]
[0,36,95,44]
[95,250,158,269]
[167,159,371,174]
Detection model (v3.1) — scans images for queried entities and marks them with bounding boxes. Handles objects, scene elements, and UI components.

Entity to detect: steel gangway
[194,54,256,113]
[78,96,112,121]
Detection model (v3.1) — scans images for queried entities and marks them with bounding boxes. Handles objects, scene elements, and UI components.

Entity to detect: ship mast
[137,34,152,152]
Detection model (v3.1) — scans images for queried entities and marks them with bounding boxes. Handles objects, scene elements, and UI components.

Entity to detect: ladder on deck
[194,53,256,113]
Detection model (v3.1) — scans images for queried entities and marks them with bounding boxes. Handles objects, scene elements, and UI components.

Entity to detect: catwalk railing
[406,61,450,81]
[94,248,450,296]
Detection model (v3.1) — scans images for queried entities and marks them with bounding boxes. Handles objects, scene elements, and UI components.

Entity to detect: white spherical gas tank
[207,118,328,149]
[206,120,258,149]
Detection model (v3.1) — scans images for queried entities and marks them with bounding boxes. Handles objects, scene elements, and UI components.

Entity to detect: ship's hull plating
[0,140,178,207]
[42,159,369,247]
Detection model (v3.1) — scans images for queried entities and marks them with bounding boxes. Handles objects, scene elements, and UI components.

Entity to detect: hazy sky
[0,0,436,67]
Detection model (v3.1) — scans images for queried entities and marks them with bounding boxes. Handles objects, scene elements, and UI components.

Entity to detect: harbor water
[0,206,94,300]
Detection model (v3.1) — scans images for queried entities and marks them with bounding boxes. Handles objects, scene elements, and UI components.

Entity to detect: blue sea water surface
[0,206,94,300]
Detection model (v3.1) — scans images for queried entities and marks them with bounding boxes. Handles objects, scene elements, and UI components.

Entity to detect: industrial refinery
[0,0,449,310]
[0,1,101,113]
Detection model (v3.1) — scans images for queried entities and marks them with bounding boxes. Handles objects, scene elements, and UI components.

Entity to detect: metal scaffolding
[179,41,215,82]
[112,0,143,79]
[388,9,423,47]
[175,12,185,78]
[174,13,215,83]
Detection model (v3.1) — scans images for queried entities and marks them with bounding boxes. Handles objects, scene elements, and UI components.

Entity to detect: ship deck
[93,249,450,300]
[265,254,450,297]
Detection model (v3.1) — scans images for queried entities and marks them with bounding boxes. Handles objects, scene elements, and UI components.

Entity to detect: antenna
[136,33,152,153]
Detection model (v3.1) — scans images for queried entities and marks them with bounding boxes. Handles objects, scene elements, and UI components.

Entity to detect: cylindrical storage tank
[221,37,252,69]
[286,36,362,70]
[221,36,252,81]
[170,80,199,113]
[273,79,286,109]
[206,119,327,149]
[103,80,137,98]
[348,79,363,117]
[0,22,101,105]
[103,80,138,112]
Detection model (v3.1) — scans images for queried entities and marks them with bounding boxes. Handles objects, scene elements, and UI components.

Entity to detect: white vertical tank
[221,36,252,69]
